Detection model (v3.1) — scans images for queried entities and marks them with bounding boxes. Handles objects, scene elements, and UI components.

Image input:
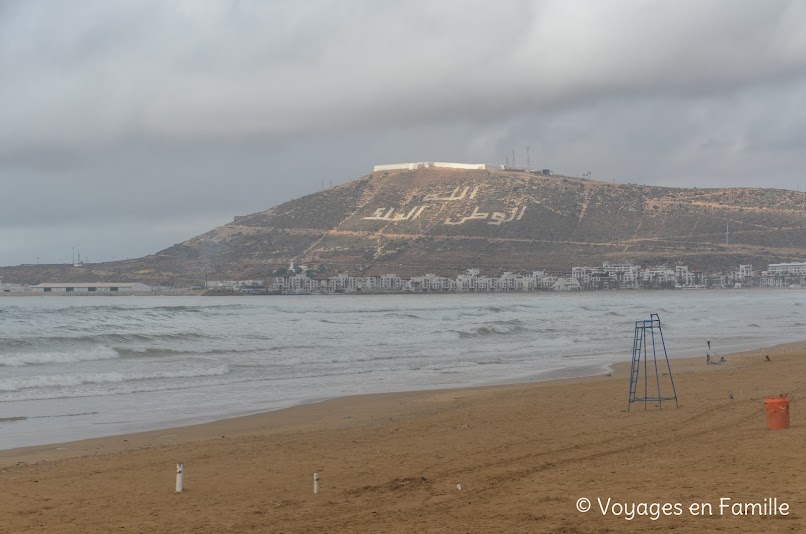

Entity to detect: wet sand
[1,342,805,533]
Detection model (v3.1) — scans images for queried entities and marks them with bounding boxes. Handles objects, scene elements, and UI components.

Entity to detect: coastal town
[213,260,806,294]
[5,261,803,295]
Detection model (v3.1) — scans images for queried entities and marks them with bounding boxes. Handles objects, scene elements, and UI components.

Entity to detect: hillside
[3,167,806,285]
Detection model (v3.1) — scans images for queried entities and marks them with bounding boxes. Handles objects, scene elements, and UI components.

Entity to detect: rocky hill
[3,167,806,285]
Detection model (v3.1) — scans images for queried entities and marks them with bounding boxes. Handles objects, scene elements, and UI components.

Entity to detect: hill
[3,167,806,285]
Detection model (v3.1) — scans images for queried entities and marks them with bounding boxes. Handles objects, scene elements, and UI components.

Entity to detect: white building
[768,262,806,275]
[273,273,321,293]
[642,267,676,286]
[373,162,487,172]
[497,272,517,291]
[738,265,754,278]
[761,262,806,287]
[572,262,641,289]
[552,277,581,291]
[378,274,404,291]
[327,274,362,293]
[539,275,559,289]
[0,284,30,293]
[729,264,755,286]
[411,273,455,292]
[758,273,785,287]
[31,282,151,293]
[674,266,695,286]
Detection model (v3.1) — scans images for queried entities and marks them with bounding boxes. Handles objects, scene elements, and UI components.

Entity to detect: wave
[0,346,120,367]
[453,320,530,339]
[387,313,425,320]
[99,304,256,313]
[0,365,230,391]
[397,303,552,320]
[0,332,217,348]
[4,303,260,321]
[0,365,385,402]
[0,337,37,349]
[266,303,524,317]
[113,347,254,357]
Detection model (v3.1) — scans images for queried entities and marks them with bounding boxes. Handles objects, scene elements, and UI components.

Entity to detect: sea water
[1,291,803,449]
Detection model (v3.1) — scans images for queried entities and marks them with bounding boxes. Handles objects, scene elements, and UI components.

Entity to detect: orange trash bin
[764,396,790,430]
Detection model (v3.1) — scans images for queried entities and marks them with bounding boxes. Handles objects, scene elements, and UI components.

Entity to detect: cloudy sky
[2,1,806,266]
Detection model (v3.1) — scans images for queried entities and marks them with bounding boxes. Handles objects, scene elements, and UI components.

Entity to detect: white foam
[3,292,805,450]
[0,365,231,391]
[0,346,120,367]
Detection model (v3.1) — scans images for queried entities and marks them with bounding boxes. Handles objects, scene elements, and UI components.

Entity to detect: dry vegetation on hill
[3,168,806,285]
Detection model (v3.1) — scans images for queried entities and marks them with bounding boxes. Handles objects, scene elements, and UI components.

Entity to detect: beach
[1,341,804,533]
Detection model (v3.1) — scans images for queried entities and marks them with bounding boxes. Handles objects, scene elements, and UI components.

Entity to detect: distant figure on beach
[706,340,724,364]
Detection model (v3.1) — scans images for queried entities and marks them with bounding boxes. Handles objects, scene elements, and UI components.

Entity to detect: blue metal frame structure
[627,313,679,411]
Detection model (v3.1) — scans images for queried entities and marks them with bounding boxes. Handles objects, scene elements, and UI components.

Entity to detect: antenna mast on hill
[527,145,530,170]
[512,148,515,168]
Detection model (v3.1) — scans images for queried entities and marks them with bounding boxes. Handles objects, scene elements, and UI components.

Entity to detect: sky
[2,0,806,266]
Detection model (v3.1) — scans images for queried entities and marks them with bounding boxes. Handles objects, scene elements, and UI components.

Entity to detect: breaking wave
[0,346,120,367]
[451,320,531,339]
[0,365,231,392]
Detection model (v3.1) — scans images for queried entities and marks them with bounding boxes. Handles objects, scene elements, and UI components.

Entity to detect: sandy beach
[1,342,804,533]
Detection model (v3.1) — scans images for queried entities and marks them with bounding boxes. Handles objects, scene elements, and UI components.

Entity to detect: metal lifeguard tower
[627,314,678,411]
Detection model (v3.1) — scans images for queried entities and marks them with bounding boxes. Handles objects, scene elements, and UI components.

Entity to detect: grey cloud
[4,1,805,150]
[1,1,806,265]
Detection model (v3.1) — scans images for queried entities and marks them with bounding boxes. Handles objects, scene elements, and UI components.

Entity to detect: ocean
[1,291,803,449]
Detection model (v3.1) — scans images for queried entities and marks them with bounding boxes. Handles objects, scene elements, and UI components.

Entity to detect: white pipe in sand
[314,472,319,494]
[176,462,184,493]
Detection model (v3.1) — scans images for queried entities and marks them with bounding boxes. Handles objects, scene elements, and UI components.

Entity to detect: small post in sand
[313,472,319,494]
[176,462,184,493]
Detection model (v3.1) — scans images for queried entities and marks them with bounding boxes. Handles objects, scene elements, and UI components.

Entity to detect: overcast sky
[2,1,806,266]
